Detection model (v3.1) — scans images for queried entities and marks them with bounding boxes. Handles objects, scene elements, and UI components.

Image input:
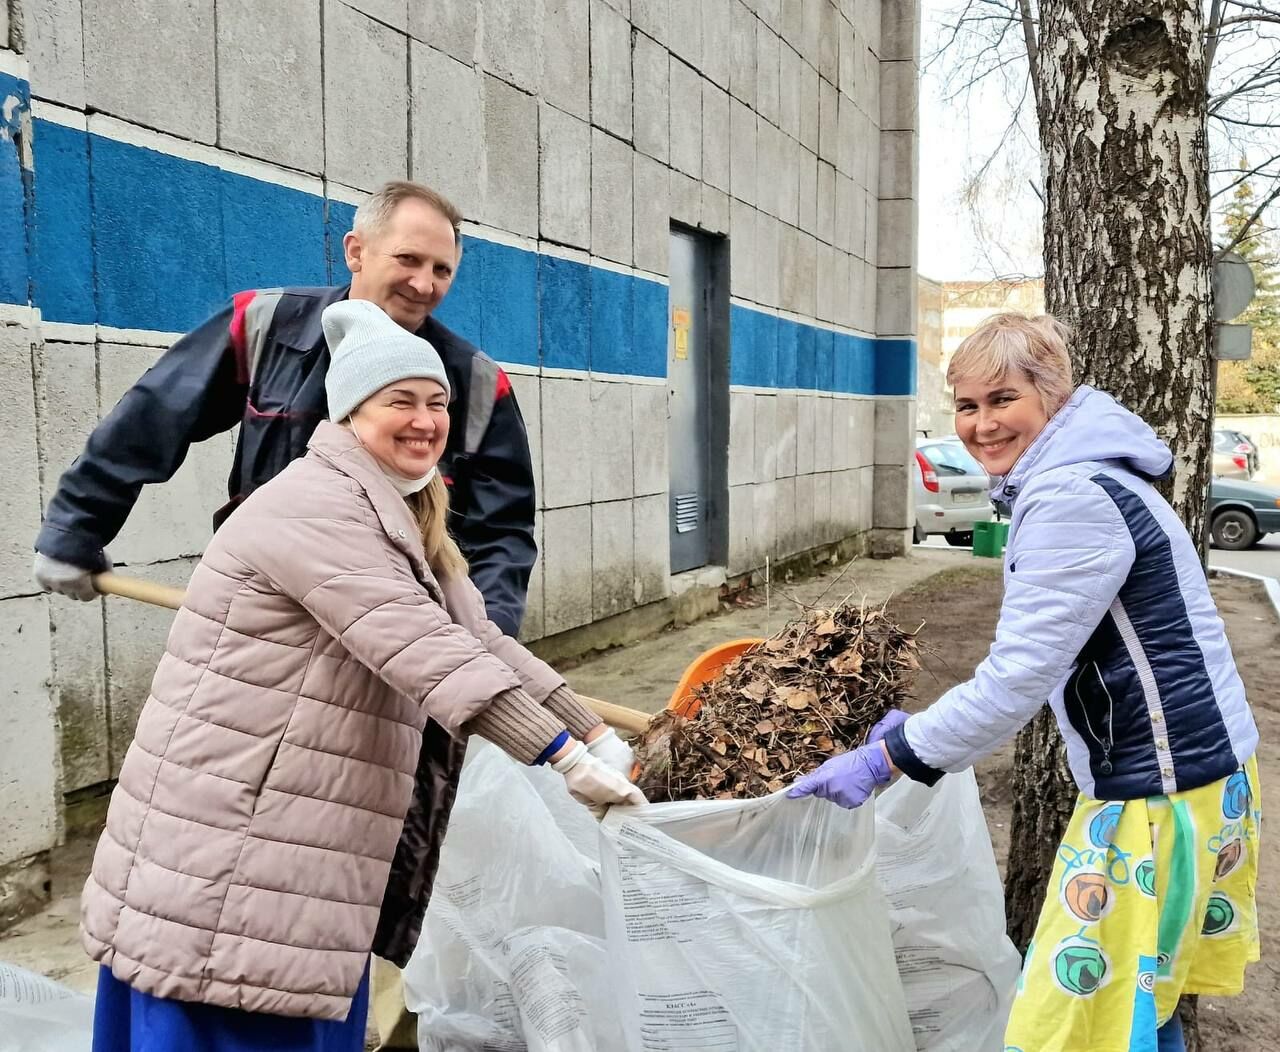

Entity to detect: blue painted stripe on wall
[0,73,31,306]
[10,90,915,395]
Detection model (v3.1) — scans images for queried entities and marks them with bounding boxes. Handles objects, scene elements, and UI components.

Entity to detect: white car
[913,437,996,545]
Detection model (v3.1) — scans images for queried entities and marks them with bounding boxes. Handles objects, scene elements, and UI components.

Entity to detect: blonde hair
[947,312,1075,416]
[353,180,463,250]
[407,474,469,580]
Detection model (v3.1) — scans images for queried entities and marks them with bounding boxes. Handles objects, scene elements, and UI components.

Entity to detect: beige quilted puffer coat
[81,422,565,1020]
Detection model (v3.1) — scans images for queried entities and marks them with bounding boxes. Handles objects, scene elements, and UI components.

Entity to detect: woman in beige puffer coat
[82,300,644,1051]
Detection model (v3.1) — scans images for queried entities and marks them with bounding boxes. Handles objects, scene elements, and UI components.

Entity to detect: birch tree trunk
[1006,1,1212,1044]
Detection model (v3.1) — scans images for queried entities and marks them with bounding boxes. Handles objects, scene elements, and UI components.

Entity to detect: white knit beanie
[322,300,451,421]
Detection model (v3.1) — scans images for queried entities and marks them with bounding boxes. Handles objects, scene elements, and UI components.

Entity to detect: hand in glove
[584,727,637,778]
[552,741,646,815]
[866,709,908,745]
[785,741,892,810]
[33,552,103,602]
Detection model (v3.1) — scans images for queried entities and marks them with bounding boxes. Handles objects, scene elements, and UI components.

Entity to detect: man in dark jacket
[34,179,536,636]
[33,180,538,1048]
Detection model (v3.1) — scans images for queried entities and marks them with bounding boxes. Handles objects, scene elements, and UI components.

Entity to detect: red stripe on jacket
[230,290,258,385]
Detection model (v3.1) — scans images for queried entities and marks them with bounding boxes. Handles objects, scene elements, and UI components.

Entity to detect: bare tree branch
[1216,182,1280,257]
[1017,0,1042,109]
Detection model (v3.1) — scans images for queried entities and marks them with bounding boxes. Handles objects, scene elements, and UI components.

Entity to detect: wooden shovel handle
[90,572,654,734]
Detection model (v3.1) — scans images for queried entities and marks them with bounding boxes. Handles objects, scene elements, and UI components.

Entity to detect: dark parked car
[1209,476,1280,550]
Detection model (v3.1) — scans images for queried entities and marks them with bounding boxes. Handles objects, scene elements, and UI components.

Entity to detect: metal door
[668,230,712,572]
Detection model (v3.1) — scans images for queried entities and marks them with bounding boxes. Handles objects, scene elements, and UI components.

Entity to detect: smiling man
[32,181,539,1048]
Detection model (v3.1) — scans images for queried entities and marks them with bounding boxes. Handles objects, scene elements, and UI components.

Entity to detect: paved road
[920,532,1280,581]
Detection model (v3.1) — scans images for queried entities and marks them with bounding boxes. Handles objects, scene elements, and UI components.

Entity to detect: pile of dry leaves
[633,602,921,801]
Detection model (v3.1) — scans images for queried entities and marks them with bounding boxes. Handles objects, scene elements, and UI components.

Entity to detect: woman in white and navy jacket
[790,313,1261,1052]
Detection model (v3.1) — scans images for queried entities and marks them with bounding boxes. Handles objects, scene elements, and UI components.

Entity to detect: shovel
[90,572,653,735]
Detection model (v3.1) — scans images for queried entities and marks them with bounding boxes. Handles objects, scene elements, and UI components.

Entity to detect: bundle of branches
[634,603,921,802]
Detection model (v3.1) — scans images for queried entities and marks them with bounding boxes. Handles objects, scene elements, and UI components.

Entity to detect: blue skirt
[92,961,370,1052]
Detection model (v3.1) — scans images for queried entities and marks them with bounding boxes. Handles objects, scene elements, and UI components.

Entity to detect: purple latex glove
[786,742,892,809]
[867,709,908,745]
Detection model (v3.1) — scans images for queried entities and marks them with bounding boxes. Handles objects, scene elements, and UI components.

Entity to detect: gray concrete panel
[343,0,407,31]
[539,103,592,249]
[324,0,408,191]
[831,248,852,328]
[753,393,777,482]
[831,400,851,471]
[754,117,779,217]
[541,378,593,508]
[861,0,882,56]
[103,557,198,776]
[779,222,800,312]
[838,15,857,98]
[632,152,670,274]
[775,473,797,556]
[796,392,816,474]
[816,159,835,243]
[218,0,324,174]
[668,58,702,179]
[411,42,485,218]
[798,147,818,233]
[26,0,86,107]
[815,240,835,322]
[728,390,755,488]
[632,31,670,164]
[752,479,777,558]
[877,198,914,268]
[801,0,824,66]
[813,467,834,542]
[542,0,590,120]
[778,43,803,140]
[726,483,757,574]
[799,62,820,153]
[729,97,757,206]
[701,0,732,88]
[775,391,797,478]
[590,130,634,265]
[482,75,539,236]
[756,0,781,31]
[631,0,669,45]
[408,0,477,63]
[701,81,731,193]
[0,327,43,599]
[0,596,56,864]
[518,515,544,642]
[668,168,702,229]
[873,463,912,529]
[507,373,543,514]
[96,344,233,566]
[83,0,216,143]
[592,499,635,620]
[850,398,877,466]
[32,339,97,552]
[880,59,917,132]
[48,593,108,793]
[813,395,834,472]
[666,0,703,68]
[631,384,667,496]
[481,0,543,93]
[728,198,755,301]
[590,380,635,501]
[729,0,757,108]
[778,134,800,228]
[632,493,670,604]
[881,0,921,62]
[701,184,730,236]
[861,257,878,333]
[874,397,915,466]
[754,21,780,124]
[818,76,838,165]
[780,0,803,50]
[793,470,816,551]
[878,128,916,200]
[754,211,780,307]
[542,505,594,634]
[865,187,879,262]
[862,113,880,196]
[836,91,858,178]
[591,0,632,138]
[876,266,915,336]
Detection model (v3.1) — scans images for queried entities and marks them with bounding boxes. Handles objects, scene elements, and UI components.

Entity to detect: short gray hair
[352,180,462,247]
[947,313,1075,416]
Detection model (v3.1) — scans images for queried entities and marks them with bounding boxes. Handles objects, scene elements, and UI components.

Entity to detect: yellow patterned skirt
[1003,755,1261,1052]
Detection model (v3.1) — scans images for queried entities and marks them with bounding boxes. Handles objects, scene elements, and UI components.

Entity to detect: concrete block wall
[0,0,920,879]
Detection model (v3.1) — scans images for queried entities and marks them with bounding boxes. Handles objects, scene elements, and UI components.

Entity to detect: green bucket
[973,520,1010,559]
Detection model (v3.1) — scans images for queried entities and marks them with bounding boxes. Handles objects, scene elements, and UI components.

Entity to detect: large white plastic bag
[0,961,93,1052]
[600,792,917,1052]
[402,742,625,1051]
[875,770,1022,1051]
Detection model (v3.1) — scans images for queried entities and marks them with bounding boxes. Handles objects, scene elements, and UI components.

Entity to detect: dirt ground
[882,566,1279,1049]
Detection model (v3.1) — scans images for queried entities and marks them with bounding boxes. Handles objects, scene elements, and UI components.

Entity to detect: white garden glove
[585,727,637,778]
[33,552,102,602]
[552,741,646,816]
